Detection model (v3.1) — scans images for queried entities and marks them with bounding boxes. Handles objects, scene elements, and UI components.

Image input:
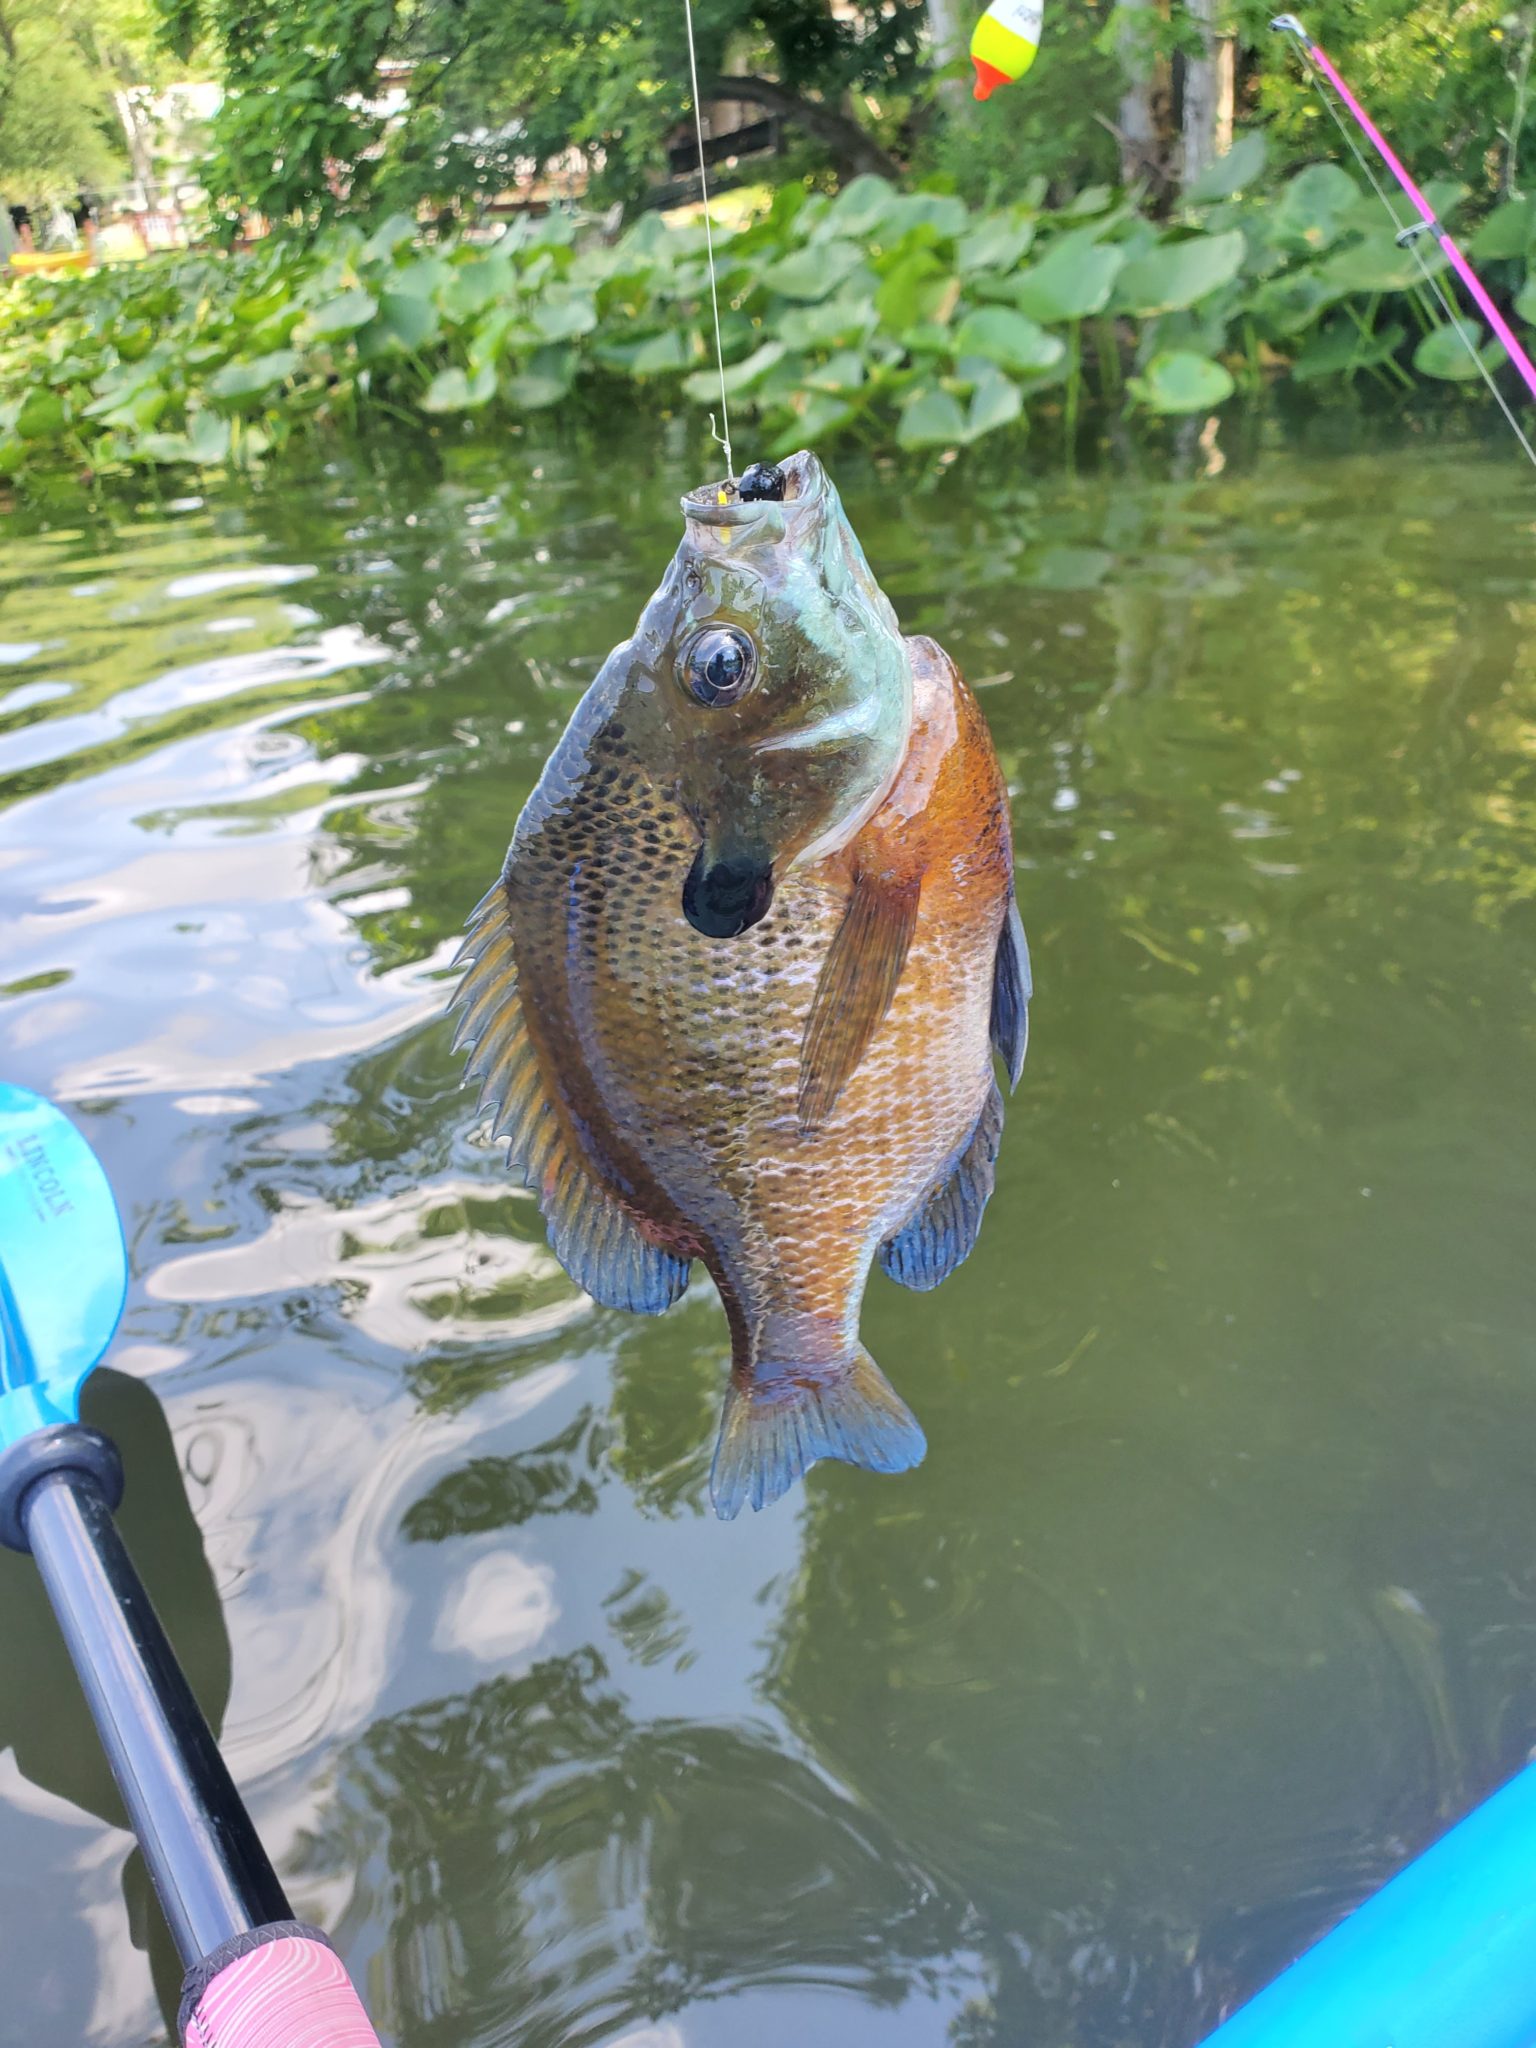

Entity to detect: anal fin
[451,878,690,1317]
[798,870,920,1133]
[879,1079,1003,1292]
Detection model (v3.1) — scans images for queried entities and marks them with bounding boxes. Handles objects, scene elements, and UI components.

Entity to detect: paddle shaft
[23,1465,289,1963]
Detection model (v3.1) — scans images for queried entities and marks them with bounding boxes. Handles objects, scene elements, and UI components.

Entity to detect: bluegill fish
[452,451,1029,1518]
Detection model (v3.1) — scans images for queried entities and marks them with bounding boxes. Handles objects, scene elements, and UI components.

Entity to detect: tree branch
[707,73,901,182]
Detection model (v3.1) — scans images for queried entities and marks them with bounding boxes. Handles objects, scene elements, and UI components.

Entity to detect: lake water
[2,423,1535,2048]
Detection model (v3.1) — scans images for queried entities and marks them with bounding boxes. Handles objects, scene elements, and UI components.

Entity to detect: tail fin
[709,1348,927,1521]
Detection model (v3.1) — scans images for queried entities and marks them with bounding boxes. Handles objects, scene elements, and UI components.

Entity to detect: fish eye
[681,625,757,708]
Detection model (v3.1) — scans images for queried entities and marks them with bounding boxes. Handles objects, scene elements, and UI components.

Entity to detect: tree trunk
[1115,0,1160,186]
[114,88,160,210]
[1182,0,1234,189]
[923,0,971,118]
[709,75,903,182]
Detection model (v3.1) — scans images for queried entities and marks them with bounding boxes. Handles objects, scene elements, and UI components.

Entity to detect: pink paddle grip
[181,1932,382,2048]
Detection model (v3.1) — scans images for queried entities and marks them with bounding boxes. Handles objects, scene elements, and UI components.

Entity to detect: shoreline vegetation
[5,145,1536,482]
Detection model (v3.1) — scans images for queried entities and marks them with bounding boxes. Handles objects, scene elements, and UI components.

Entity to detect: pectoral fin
[990,894,1031,1089]
[797,870,920,1133]
[879,1079,1003,1292]
[452,879,691,1315]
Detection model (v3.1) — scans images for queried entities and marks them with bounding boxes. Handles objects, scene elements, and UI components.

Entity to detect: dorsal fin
[451,879,691,1316]
[879,1079,1003,1292]
[991,895,1031,1089]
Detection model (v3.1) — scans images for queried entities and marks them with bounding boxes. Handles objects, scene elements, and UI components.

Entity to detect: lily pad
[531,292,597,342]
[1292,319,1405,382]
[1469,199,1533,262]
[967,364,1022,439]
[630,330,690,376]
[376,290,440,351]
[1133,349,1235,414]
[683,341,788,403]
[1114,230,1246,315]
[1271,162,1360,251]
[16,390,67,440]
[301,289,378,341]
[896,385,968,450]
[1183,131,1267,207]
[1013,233,1125,321]
[420,363,497,412]
[875,250,958,332]
[957,212,1035,276]
[953,306,1063,374]
[761,242,863,302]
[207,350,301,406]
[1414,319,1502,381]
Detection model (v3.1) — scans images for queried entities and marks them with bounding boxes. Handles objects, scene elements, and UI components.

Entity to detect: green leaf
[364,213,418,262]
[1517,277,1536,325]
[1470,198,1533,261]
[957,211,1036,276]
[503,345,575,409]
[16,391,67,439]
[761,242,863,301]
[1183,131,1267,206]
[1414,318,1500,381]
[1316,229,1444,294]
[630,330,689,375]
[967,364,1022,439]
[530,292,597,342]
[377,290,439,350]
[1134,349,1235,414]
[778,296,876,349]
[206,350,301,405]
[131,430,192,464]
[186,412,231,464]
[1013,234,1124,321]
[420,362,498,412]
[233,284,289,326]
[1064,184,1114,217]
[806,349,866,393]
[1271,162,1360,250]
[300,289,378,340]
[1025,545,1114,589]
[1291,319,1405,382]
[793,391,856,441]
[1114,230,1246,315]
[953,306,1063,374]
[896,384,968,449]
[819,174,901,238]
[876,250,957,331]
[683,340,787,402]
[1248,270,1336,337]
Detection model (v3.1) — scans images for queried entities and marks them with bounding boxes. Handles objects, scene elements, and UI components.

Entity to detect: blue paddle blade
[0,1083,127,1452]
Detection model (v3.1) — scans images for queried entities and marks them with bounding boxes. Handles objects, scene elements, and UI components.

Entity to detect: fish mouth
[680,449,822,534]
[682,845,776,939]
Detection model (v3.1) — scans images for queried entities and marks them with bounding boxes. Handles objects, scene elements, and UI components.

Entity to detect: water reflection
[1,432,1535,2046]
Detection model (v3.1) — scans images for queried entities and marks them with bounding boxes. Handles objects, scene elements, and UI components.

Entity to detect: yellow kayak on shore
[7,250,92,276]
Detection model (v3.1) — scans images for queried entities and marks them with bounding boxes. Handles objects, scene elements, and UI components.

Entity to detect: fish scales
[454,452,1030,1518]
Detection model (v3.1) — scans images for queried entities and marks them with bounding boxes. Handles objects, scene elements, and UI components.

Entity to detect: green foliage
[160,0,926,227]
[5,148,1536,481]
[0,0,133,203]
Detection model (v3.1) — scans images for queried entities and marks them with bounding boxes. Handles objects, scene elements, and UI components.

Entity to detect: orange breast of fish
[506,633,1016,1383]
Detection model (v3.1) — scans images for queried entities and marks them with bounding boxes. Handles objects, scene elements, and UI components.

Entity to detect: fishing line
[1276,18,1536,474]
[681,0,735,481]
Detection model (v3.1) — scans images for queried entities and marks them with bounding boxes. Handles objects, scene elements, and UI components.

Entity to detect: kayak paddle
[0,1081,383,2047]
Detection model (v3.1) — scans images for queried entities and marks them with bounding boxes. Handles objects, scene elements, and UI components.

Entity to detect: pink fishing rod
[1272,13,1536,407]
